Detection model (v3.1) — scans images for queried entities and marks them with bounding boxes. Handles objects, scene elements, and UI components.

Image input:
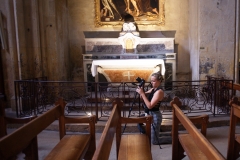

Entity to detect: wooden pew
[0,98,96,160]
[227,96,240,160]
[170,96,225,160]
[170,97,209,137]
[92,98,153,160]
[0,99,37,139]
[0,99,38,159]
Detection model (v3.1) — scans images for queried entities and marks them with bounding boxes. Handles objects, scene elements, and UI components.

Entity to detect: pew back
[227,97,240,160]
[92,102,121,160]
[92,98,153,160]
[171,96,225,160]
[0,104,60,159]
[0,98,96,160]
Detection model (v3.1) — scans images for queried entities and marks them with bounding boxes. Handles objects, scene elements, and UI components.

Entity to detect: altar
[82,31,176,85]
[91,59,165,82]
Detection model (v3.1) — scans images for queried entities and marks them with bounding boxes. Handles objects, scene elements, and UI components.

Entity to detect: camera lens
[136,77,141,83]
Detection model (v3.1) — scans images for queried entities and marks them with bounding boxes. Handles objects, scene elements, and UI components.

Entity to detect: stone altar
[91,59,164,82]
[83,31,176,84]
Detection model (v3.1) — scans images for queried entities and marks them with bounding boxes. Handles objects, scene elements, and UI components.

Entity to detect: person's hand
[136,86,144,95]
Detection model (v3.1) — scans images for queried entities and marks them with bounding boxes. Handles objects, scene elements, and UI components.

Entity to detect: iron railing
[14,77,234,119]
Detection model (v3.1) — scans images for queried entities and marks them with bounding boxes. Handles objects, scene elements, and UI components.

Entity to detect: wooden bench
[169,97,209,137]
[92,98,153,160]
[0,98,96,160]
[0,99,38,160]
[0,99,37,139]
[227,96,240,160]
[170,96,225,160]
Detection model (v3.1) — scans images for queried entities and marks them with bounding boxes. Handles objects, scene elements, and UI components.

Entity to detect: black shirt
[145,87,162,112]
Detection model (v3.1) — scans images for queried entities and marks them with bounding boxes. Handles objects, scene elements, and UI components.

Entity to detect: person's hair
[151,71,164,82]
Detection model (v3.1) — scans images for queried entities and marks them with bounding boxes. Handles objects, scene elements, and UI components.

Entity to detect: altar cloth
[91,59,165,77]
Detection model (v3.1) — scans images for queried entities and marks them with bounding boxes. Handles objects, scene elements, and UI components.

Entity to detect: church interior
[0,0,240,159]
[0,0,238,106]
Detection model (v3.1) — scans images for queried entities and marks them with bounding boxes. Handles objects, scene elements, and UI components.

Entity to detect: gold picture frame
[95,0,165,27]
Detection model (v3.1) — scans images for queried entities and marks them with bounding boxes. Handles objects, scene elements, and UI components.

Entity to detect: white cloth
[91,59,165,77]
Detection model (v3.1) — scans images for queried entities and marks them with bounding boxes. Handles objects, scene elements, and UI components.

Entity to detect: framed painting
[95,0,165,27]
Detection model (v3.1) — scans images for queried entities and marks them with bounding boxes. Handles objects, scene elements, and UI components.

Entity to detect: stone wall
[0,0,70,107]
[0,0,20,108]
[0,0,237,107]
[200,0,235,79]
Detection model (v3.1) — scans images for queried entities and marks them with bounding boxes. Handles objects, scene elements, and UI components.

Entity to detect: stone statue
[118,14,140,54]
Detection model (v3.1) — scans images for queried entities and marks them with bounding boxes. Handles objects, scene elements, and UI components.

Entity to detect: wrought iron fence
[14,77,234,119]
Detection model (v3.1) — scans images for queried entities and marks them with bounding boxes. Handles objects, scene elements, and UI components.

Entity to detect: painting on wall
[95,0,165,27]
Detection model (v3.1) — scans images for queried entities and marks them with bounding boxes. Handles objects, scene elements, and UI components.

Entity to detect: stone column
[189,0,199,80]
[234,0,240,83]
[39,0,69,81]
[31,0,43,78]
[13,0,27,79]
[0,0,20,108]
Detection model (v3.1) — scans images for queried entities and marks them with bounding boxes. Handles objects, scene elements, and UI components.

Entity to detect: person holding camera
[136,71,172,145]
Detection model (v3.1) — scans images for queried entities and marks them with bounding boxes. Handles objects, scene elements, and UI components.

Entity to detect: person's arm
[145,88,152,94]
[136,87,164,109]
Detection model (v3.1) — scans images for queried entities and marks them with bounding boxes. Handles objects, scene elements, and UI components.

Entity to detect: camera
[136,77,145,87]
